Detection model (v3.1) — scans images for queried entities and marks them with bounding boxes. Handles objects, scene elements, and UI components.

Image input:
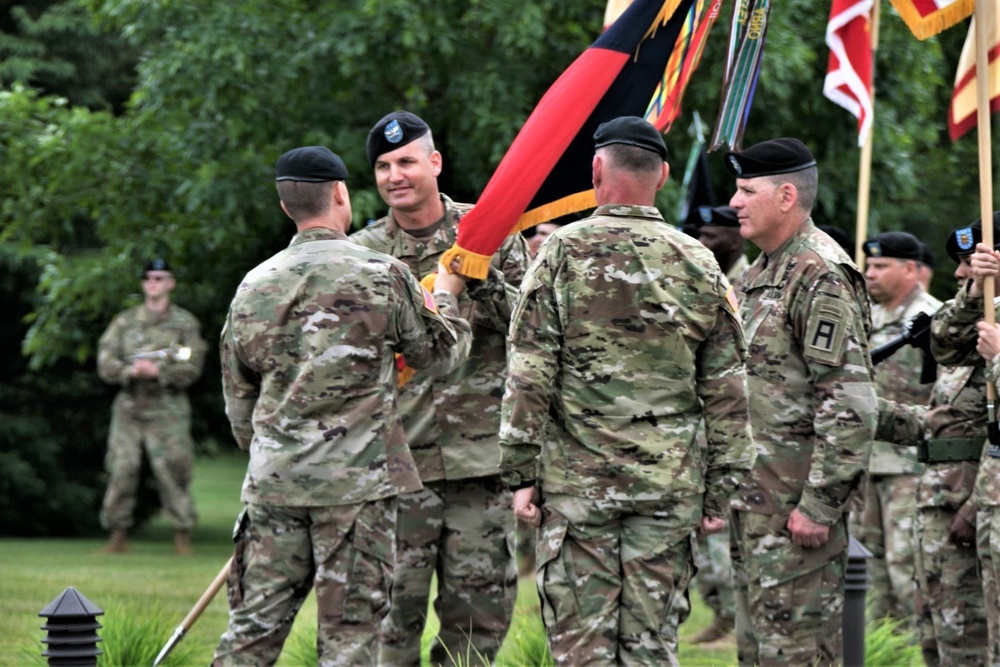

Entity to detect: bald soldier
[500,116,754,665]
[724,138,877,666]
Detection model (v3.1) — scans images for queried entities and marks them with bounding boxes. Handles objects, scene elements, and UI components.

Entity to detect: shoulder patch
[804,295,847,365]
[725,285,740,314]
[421,285,438,314]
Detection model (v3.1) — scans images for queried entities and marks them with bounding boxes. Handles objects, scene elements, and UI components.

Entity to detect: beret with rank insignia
[724,137,816,178]
[863,231,923,261]
[946,212,1000,262]
[366,110,431,167]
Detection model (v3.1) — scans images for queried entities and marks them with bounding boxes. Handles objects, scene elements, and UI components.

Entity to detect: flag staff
[854,0,880,267]
[973,0,999,442]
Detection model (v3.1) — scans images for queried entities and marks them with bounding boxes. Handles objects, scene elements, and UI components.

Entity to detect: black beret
[276,146,349,183]
[919,242,936,269]
[863,231,923,261]
[724,137,816,178]
[946,212,1000,262]
[366,111,431,167]
[593,116,667,159]
[698,205,739,228]
[142,258,171,275]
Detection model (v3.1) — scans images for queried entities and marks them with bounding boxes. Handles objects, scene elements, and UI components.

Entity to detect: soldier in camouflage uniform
[499,117,755,666]
[97,257,207,555]
[875,219,995,666]
[970,217,1000,667]
[689,204,749,645]
[723,138,877,667]
[855,231,941,625]
[212,146,472,666]
[350,111,527,665]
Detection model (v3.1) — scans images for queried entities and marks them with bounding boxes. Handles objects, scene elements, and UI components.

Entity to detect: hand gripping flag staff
[437,0,699,281]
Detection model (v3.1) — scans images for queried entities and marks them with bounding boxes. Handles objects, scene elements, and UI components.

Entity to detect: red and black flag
[441,0,697,279]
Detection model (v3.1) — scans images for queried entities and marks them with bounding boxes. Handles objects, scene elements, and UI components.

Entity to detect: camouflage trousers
[977,507,1000,666]
[535,492,699,667]
[100,392,196,531]
[213,498,396,667]
[913,506,988,666]
[693,528,735,621]
[730,510,847,667]
[851,473,919,624]
[378,475,516,667]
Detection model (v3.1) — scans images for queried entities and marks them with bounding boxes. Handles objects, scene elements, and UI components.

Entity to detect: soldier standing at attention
[350,111,528,665]
[878,218,995,666]
[97,257,207,555]
[499,116,755,665]
[856,231,941,626]
[724,138,877,667]
[212,146,472,665]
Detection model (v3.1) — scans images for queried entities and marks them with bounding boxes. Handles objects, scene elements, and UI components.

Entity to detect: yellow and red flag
[888,0,974,40]
[824,0,875,146]
[948,12,1000,141]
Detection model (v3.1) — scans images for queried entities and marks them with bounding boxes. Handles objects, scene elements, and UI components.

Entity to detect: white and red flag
[823,0,875,146]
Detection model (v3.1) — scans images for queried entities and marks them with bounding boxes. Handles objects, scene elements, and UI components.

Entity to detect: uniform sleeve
[697,277,755,517]
[465,265,521,330]
[96,314,131,386]
[874,396,929,446]
[158,313,208,390]
[390,264,472,376]
[498,243,564,487]
[220,313,259,450]
[793,271,877,525]
[931,285,984,366]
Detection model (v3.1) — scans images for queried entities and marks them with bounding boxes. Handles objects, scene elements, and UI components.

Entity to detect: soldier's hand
[129,358,160,379]
[977,321,1000,362]
[513,485,541,527]
[698,515,726,536]
[787,508,829,549]
[433,261,468,297]
[948,513,975,549]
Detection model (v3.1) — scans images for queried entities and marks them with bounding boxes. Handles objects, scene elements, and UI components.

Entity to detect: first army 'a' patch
[803,295,847,366]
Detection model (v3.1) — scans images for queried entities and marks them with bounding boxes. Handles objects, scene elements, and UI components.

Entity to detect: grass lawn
[1,451,738,665]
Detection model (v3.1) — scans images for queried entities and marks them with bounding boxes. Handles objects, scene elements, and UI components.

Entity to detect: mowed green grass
[1,451,735,665]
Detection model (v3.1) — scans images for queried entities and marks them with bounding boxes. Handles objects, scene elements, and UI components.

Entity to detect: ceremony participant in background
[856,231,940,626]
[350,111,528,665]
[697,204,749,292]
[875,218,996,666]
[918,240,937,293]
[971,220,1000,666]
[526,221,562,257]
[212,146,472,665]
[724,137,877,667]
[687,203,748,646]
[500,116,754,665]
[97,257,207,556]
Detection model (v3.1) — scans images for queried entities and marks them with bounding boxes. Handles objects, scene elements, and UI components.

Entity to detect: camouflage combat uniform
[97,302,207,532]
[878,282,990,666]
[731,220,877,667]
[212,227,472,666]
[499,205,755,666]
[692,252,751,633]
[853,284,940,624]
[979,346,1000,665]
[349,194,528,665]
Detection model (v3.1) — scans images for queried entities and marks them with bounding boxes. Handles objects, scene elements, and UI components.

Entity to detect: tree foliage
[0,0,993,534]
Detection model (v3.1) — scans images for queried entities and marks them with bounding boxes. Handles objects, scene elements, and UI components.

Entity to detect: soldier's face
[729,177,782,246]
[955,255,973,283]
[373,140,442,214]
[141,271,175,299]
[865,257,912,304]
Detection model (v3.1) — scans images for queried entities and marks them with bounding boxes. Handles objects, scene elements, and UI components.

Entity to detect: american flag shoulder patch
[725,285,739,314]
[421,286,438,314]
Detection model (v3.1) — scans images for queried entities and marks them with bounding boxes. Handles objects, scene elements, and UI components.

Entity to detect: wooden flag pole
[854,0,879,268]
[974,0,999,435]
